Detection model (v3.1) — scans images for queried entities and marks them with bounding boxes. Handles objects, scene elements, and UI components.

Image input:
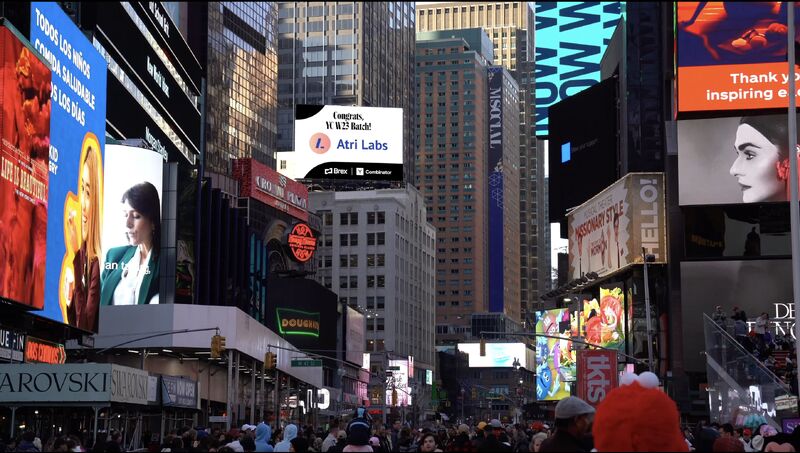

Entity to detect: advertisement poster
[232,158,309,222]
[534,1,624,135]
[345,306,366,367]
[577,349,618,407]
[581,285,626,351]
[30,2,107,330]
[677,2,800,112]
[568,173,666,280]
[457,343,532,368]
[679,115,800,206]
[488,67,505,313]
[0,25,51,310]
[535,309,576,401]
[99,144,163,311]
[278,105,403,181]
[386,359,411,407]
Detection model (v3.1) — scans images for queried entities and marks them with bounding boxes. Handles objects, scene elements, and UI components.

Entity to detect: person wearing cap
[740,428,754,452]
[539,397,595,452]
[472,422,488,451]
[477,420,512,452]
[368,436,384,453]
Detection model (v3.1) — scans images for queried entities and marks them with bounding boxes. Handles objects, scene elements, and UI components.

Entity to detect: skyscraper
[416,3,544,324]
[276,2,417,183]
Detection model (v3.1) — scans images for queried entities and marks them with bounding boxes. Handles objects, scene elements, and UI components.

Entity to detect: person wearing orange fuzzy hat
[592,371,690,452]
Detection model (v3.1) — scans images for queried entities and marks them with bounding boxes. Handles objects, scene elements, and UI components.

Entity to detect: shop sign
[0,363,111,403]
[232,158,309,222]
[277,308,320,337]
[0,329,25,363]
[25,337,66,364]
[287,223,316,263]
[161,375,197,408]
[577,349,618,407]
[110,365,151,405]
[776,395,798,412]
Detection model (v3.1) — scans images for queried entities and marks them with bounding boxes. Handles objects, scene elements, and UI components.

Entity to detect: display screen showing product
[581,285,626,351]
[535,309,576,401]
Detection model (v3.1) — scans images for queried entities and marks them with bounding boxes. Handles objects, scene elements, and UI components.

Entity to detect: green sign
[277,308,321,337]
[291,359,322,367]
[388,366,400,371]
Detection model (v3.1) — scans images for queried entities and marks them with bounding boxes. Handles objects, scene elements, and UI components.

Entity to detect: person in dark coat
[539,397,595,452]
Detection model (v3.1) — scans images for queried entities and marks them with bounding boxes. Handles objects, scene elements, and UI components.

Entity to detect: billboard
[278,105,403,181]
[677,2,800,113]
[345,306,366,367]
[266,277,338,355]
[548,76,618,223]
[488,67,505,313]
[386,359,411,407]
[581,285,627,351]
[678,115,800,206]
[457,343,533,369]
[568,173,666,280]
[98,144,163,313]
[535,309,577,401]
[535,2,624,135]
[30,2,108,329]
[232,158,309,222]
[0,24,51,310]
[577,349,618,407]
[681,260,793,372]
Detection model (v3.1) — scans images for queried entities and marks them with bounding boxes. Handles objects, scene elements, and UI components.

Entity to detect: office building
[416,2,545,324]
[276,2,417,183]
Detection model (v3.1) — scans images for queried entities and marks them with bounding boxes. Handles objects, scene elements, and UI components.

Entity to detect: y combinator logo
[309,132,331,154]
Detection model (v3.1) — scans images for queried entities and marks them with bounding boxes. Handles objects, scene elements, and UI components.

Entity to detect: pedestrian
[367,437,383,453]
[321,426,339,453]
[529,433,547,453]
[16,431,39,452]
[255,423,273,453]
[538,397,595,452]
[274,425,298,453]
[732,306,748,323]
[713,305,728,328]
[390,421,401,453]
[741,428,754,452]
[396,429,413,453]
[446,424,474,453]
[290,437,310,452]
[755,312,770,351]
[417,434,441,453]
[472,422,487,451]
[328,431,348,453]
[713,437,745,452]
[241,437,257,453]
[477,420,511,453]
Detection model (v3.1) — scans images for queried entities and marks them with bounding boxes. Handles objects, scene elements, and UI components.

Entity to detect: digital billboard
[278,105,403,181]
[386,359,411,407]
[677,2,800,113]
[98,144,163,315]
[0,24,51,310]
[567,173,667,280]
[535,1,624,135]
[345,306,366,367]
[548,76,618,223]
[535,309,576,401]
[581,285,626,351]
[679,115,800,206]
[30,2,108,330]
[488,67,505,313]
[457,343,533,369]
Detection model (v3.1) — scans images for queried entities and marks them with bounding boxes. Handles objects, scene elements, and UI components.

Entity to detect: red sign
[577,349,617,407]
[288,223,316,263]
[232,159,309,222]
[25,337,66,364]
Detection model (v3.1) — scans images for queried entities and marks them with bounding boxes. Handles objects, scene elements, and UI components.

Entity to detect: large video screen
[30,2,108,331]
[386,359,411,407]
[278,105,403,181]
[535,309,577,401]
[581,285,626,352]
[0,24,52,310]
[457,343,532,368]
[679,114,799,206]
[535,2,624,135]
[98,144,163,312]
[677,2,800,112]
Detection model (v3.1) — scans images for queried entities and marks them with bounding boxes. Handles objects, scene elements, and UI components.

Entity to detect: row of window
[339,275,386,288]
[338,232,386,246]
[336,211,386,225]
[338,254,386,267]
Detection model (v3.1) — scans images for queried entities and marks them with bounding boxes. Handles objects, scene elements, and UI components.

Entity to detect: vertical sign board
[30,2,107,331]
[577,349,618,407]
[488,67,504,313]
[0,24,52,310]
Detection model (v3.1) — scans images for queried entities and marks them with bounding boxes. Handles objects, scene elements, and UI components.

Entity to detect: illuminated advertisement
[677,2,800,112]
[577,349,618,407]
[278,105,403,181]
[581,285,626,351]
[426,369,433,386]
[386,359,411,407]
[24,336,66,364]
[568,173,666,280]
[345,306,366,367]
[488,67,504,313]
[457,343,532,369]
[276,308,320,337]
[679,115,800,206]
[232,158,309,222]
[0,328,25,363]
[99,144,163,312]
[534,2,624,135]
[287,223,316,263]
[535,309,576,401]
[30,2,108,330]
[0,24,51,310]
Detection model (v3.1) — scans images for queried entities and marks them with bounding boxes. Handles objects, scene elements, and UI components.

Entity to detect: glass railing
[703,314,791,429]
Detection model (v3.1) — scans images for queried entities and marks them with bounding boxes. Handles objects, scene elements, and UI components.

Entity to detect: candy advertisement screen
[0,24,51,310]
[535,309,577,401]
[677,2,800,112]
[581,285,626,351]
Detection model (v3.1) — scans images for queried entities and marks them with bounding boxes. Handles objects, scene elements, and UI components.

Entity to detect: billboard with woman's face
[679,115,800,206]
[99,144,162,309]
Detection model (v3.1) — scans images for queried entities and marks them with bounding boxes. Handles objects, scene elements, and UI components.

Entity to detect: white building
[311,185,436,416]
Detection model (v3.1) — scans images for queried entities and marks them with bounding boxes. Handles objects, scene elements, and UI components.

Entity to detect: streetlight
[642,249,656,373]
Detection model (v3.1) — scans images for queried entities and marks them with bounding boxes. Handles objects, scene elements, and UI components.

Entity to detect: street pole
[643,248,655,373]
[789,2,800,398]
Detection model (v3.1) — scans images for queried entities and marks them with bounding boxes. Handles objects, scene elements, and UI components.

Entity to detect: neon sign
[277,308,320,337]
[288,223,316,263]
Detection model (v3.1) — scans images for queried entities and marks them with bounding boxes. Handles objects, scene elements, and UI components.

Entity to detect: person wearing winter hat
[592,372,689,452]
[539,397,595,452]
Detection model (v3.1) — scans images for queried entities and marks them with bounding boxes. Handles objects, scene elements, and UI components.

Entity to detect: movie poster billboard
[567,173,666,280]
[99,144,163,310]
[30,2,107,331]
[535,309,577,401]
[677,2,800,112]
[581,285,626,351]
[0,24,51,310]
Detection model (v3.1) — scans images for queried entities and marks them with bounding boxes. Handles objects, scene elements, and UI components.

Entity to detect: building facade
[310,186,437,416]
[276,2,417,183]
[415,2,544,325]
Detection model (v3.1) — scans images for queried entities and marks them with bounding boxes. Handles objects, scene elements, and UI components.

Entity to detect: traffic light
[392,388,398,407]
[480,338,486,356]
[471,388,477,400]
[211,334,227,359]
[218,335,226,355]
[264,352,276,370]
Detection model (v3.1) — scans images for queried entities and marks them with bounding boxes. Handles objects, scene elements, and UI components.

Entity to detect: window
[349,276,358,288]
[377,275,385,288]
[366,296,375,309]
[377,296,385,309]
[367,255,376,267]
[340,234,349,246]
[340,213,349,225]
[367,233,375,246]
[340,255,348,267]
[378,211,386,224]
[367,212,376,224]
[377,254,385,267]
[322,212,333,225]
[349,233,358,246]
[367,275,375,288]
[339,276,348,288]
